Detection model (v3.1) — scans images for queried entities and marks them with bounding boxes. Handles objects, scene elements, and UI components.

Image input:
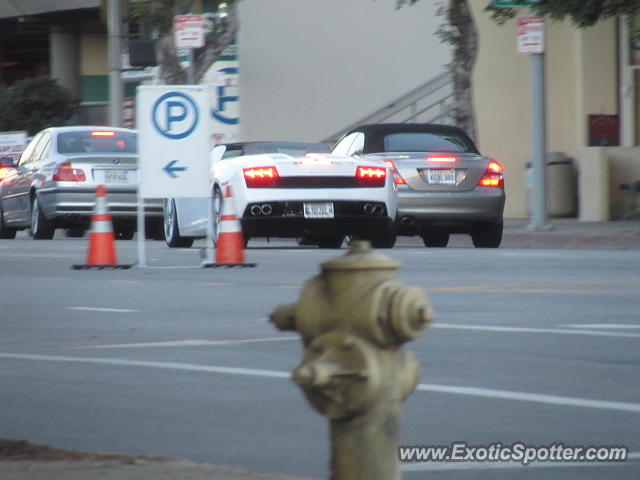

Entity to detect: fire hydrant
[270,241,433,480]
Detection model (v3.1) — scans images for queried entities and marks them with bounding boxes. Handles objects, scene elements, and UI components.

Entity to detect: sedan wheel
[472,222,503,248]
[163,199,194,248]
[422,230,449,248]
[0,204,17,239]
[30,197,55,239]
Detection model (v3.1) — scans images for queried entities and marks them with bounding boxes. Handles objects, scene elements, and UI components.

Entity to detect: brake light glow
[91,131,116,137]
[426,155,457,163]
[356,166,386,187]
[384,160,406,185]
[477,161,504,187]
[243,166,279,187]
[0,166,16,181]
[52,162,86,182]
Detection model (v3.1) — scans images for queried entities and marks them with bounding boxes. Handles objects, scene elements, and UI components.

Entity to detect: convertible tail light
[477,161,504,187]
[243,166,279,188]
[52,162,86,182]
[426,155,457,164]
[384,160,406,185]
[356,166,386,187]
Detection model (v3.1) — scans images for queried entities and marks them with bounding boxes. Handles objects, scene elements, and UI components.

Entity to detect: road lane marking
[423,280,638,293]
[562,324,640,329]
[67,307,139,313]
[1,353,639,413]
[79,337,299,349]
[433,323,640,339]
[402,452,640,472]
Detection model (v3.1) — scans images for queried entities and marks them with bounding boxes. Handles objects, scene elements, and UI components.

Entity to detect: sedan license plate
[94,169,130,184]
[425,169,456,185]
[304,202,334,218]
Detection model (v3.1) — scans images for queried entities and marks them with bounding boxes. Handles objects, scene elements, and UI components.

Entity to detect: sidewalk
[501,218,640,250]
[0,440,319,480]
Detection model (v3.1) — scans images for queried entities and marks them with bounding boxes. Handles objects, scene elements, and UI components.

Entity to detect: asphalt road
[0,233,639,479]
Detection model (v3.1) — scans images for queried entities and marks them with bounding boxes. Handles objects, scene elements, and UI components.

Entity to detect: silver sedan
[0,126,162,240]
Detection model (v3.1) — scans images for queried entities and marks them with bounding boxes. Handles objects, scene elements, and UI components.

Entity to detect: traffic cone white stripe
[91,219,114,234]
[219,221,241,234]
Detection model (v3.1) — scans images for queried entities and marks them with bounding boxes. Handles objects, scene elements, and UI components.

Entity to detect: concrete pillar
[576,147,610,221]
[49,24,80,97]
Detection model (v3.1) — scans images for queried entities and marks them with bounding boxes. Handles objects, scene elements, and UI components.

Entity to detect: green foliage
[0,78,79,135]
[486,0,640,28]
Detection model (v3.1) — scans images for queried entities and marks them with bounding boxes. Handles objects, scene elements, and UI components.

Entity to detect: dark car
[332,123,506,248]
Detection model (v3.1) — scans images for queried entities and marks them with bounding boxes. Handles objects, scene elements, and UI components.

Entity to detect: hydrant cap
[321,241,401,271]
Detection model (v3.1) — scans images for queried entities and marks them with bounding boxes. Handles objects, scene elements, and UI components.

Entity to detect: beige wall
[237,0,450,143]
[471,4,618,218]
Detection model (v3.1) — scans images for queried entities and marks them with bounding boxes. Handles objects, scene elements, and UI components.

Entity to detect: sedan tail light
[356,166,386,187]
[0,166,16,181]
[243,166,279,188]
[477,161,504,187]
[384,160,406,185]
[52,162,86,182]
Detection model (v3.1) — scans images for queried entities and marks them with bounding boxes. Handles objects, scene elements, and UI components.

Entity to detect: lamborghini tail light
[477,161,504,187]
[356,166,386,187]
[243,166,279,188]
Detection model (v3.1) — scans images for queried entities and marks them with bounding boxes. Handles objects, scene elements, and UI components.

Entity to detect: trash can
[526,152,578,218]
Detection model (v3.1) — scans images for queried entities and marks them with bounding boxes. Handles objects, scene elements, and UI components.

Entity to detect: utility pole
[107,0,123,127]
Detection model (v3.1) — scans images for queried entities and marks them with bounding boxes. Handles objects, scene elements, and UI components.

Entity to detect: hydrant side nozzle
[270,303,297,331]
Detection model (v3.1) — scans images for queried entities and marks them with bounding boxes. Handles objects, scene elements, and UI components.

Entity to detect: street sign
[493,0,540,7]
[517,16,545,54]
[174,15,205,49]
[137,85,214,198]
[0,131,27,164]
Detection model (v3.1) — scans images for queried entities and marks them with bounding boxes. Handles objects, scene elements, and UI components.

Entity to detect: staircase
[322,72,454,146]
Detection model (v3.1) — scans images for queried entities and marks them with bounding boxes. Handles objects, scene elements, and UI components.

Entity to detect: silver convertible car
[332,123,506,248]
[0,126,162,239]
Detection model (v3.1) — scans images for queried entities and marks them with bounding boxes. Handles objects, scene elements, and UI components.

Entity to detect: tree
[130,0,240,85]
[0,77,79,135]
[397,0,640,141]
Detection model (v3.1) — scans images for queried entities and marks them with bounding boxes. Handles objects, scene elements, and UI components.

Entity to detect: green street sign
[493,0,539,7]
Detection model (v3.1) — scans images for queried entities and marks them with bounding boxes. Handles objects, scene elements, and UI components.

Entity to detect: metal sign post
[518,16,552,231]
[136,85,214,267]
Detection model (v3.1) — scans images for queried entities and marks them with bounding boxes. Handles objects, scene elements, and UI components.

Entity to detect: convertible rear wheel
[472,222,503,248]
[163,199,194,248]
[422,230,449,248]
[369,225,397,249]
[30,197,55,240]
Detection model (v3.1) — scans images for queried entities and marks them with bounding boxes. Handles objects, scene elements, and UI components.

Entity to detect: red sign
[588,114,620,147]
[174,15,205,49]
[517,17,545,54]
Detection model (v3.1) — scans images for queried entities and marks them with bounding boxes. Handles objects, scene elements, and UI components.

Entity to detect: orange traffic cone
[72,185,132,270]
[202,185,256,268]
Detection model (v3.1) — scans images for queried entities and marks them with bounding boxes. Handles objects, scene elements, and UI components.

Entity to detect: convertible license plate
[425,169,456,185]
[304,202,334,218]
[94,169,131,184]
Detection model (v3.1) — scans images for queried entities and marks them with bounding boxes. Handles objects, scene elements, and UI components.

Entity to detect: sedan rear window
[57,131,137,154]
[383,132,474,153]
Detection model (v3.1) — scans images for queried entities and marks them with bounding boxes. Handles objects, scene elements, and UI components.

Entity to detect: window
[18,133,43,166]
[332,132,360,156]
[383,132,474,153]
